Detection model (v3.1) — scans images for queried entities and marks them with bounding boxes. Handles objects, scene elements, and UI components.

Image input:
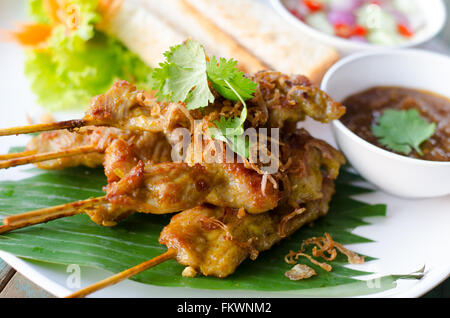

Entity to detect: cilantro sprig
[206,56,257,101]
[208,80,250,158]
[372,109,436,156]
[151,40,257,158]
[152,40,214,109]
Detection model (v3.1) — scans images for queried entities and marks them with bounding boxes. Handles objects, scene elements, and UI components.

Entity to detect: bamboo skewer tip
[65,249,177,298]
[0,119,92,137]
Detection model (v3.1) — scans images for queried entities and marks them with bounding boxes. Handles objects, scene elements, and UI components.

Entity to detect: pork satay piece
[82,74,345,132]
[252,71,346,129]
[0,81,163,136]
[82,203,135,227]
[77,130,343,220]
[160,179,336,278]
[282,129,346,207]
[105,161,280,215]
[24,127,118,170]
[102,132,172,182]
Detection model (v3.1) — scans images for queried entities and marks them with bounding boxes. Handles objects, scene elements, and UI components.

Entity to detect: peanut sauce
[340,86,450,161]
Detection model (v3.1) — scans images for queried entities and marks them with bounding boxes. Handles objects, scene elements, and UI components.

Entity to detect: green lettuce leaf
[28,0,51,24]
[24,0,152,110]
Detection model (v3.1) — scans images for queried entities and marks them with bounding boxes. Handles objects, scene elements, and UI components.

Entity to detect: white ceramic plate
[0,0,449,298]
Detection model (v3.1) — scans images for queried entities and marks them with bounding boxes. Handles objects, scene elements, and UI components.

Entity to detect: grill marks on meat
[205,163,281,213]
[78,128,342,224]
[103,162,280,215]
[103,132,172,183]
[105,162,213,215]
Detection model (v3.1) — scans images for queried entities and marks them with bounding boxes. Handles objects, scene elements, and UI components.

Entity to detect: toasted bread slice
[183,0,339,83]
[103,0,338,83]
[137,0,268,73]
[101,0,185,67]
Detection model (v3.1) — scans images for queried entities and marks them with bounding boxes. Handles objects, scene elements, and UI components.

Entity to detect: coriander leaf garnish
[209,126,251,159]
[152,40,257,158]
[206,56,257,101]
[151,40,214,109]
[372,109,436,155]
[209,113,250,159]
[208,78,252,158]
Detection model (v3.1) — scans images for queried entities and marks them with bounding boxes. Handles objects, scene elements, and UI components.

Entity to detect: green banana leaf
[0,165,403,296]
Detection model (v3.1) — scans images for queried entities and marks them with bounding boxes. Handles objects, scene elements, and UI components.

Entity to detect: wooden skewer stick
[66,249,177,298]
[0,119,93,136]
[0,196,108,234]
[0,145,98,169]
[0,150,37,160]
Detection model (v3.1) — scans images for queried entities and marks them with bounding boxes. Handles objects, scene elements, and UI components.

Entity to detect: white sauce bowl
[270,0,447,56]
[321,49,450,198]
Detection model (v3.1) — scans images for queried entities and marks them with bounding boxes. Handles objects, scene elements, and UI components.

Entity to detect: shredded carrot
[42,0,61,24]
[3,24,52,47]
[2,0,86,48]
[43,0,80,31]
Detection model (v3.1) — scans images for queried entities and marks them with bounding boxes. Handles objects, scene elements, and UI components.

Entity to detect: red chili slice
[303,0,323,13]
[397,23,414,37]
[353,25,368,37]
[334,23,354,38]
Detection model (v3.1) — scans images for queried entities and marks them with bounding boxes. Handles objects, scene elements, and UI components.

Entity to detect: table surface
[0,3,449,299]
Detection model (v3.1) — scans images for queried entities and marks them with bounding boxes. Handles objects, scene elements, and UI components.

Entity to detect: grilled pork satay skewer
[0,126,171,170]
[0,119,93,137]
[0,72,345,137]
[0,128,343,231]
[0,160,281,232]
[67,249,177,298]
[0,131,174,230]
[0,131,282,230]
[66,178,337,298]
[65,128,346,297]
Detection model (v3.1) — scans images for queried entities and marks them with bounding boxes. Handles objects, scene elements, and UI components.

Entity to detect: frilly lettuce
[25,0,152,110]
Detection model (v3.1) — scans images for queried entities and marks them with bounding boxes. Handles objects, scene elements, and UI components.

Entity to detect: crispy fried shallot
[285,264,317,281]
[284,232,365,278]
[182,266,198,278]
[278,208,306,238]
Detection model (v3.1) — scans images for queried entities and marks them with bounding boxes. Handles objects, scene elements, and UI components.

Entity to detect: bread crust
[103,0,339,83]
